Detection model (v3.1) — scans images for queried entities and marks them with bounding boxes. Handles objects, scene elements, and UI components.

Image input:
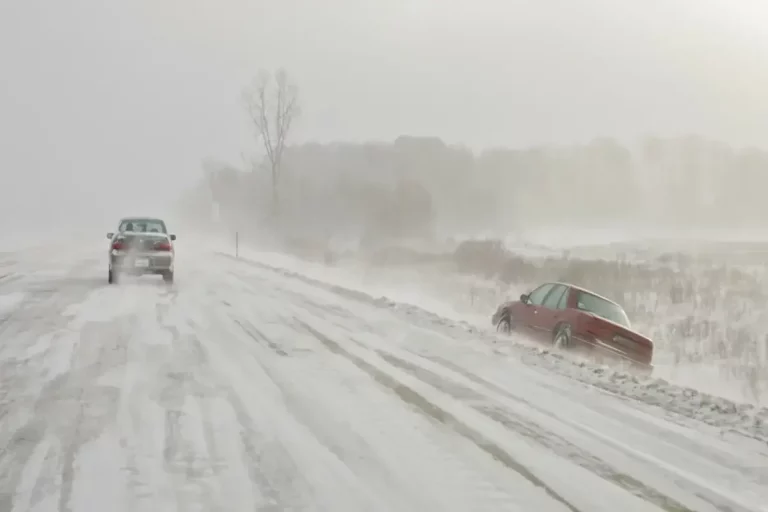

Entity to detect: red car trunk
[580,313,653,365]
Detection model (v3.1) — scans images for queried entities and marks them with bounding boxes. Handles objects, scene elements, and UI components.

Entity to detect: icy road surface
[0,247,767,512]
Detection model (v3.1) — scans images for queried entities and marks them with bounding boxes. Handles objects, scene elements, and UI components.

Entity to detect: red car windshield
[575,291,631,328]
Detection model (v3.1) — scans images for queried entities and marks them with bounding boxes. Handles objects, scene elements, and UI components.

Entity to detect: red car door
[515,283,557,339]
[529,284,570,341]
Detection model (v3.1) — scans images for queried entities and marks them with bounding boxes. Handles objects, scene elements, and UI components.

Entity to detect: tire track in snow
[185,323,372,512]
[55,278,306,512]
[293,319,584,512]
[228,317,557,512]
[400,347,768,506]
[361,341,765,512]
[371,349,696,512]
[56,320,126,512]
[420,350,768,469]
[175,288,365,511]
[143,285,298,512]
[0,260,107,512]
[153,328,220,511]
[230,318,288,357]
[0,319,126,512]
[293,313,768,512]
[18,262,381,512]
[0,272,21,287]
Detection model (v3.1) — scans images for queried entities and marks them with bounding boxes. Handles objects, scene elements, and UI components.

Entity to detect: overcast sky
[1,0,767,231]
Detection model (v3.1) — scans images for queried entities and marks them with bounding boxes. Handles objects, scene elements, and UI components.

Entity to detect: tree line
[177,70,768,245]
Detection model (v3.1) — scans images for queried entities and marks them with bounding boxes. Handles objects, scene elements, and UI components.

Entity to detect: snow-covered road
[0,247,766,512]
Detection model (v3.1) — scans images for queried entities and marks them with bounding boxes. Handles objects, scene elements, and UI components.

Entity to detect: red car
[492,282,654,374]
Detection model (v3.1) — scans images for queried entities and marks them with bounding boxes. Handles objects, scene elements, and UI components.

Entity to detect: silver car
[106,217,176,284]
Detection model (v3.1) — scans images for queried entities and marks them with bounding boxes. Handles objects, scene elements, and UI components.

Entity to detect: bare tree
[243,68,300,216]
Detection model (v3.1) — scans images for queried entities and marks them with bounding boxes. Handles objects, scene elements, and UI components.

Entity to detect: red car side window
[528,284,555,305]
[542,285,567,309]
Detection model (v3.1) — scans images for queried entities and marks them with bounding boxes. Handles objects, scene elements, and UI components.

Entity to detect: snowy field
[1,240,767,512]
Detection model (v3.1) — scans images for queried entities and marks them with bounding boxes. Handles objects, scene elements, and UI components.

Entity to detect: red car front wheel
[496,314,513,334]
